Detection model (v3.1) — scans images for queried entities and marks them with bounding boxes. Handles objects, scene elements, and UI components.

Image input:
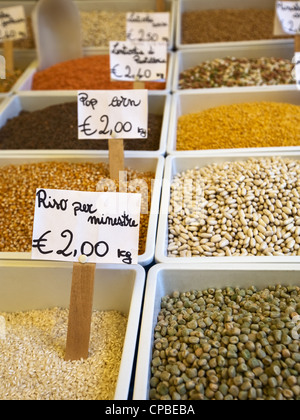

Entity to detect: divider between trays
[0,153,165,267]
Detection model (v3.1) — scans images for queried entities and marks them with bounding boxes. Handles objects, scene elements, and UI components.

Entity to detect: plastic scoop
[32,0,83,71]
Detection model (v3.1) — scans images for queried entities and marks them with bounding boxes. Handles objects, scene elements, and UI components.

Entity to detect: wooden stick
[109,138,124,180]
[295,34,300,53]
[156,0,165,12]
[65,262,96,361]
[3,41,14,73]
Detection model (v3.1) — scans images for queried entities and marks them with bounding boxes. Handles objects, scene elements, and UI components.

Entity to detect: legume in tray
[168,157,300,258]
[150,285,300,400]
[80,10,128,47]
[0,102,163,151]
[176,102,300,151]
[178,57,295,89]
[181,9,291,44]
[32,55,167,91]
[0,162,153,255]
[0,69,24,93]
[0,307,127,400]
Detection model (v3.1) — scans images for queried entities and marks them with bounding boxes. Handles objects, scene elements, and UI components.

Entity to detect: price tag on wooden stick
[293,51,300,87]
[65,262,95,361]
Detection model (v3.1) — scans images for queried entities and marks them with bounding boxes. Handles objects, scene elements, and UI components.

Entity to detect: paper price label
[110,41,167,82]
[275,1,300,34]
[32,189,141,265]
[77,90,148,140]
[0,6,27,42]
[126,12,170,43]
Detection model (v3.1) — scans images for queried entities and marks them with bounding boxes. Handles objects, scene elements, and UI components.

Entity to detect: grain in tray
[181,9,291,44]
[32,55,167,91]
[0,69,24,93]
[0,102,163,151]
[0,307,127,400]
[0,162,154,255]
[176,102,300,151]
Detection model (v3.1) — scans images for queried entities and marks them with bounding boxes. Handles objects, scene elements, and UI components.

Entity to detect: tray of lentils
[0,157,156,260]
[133,264,300,400]
[179,7,292,46]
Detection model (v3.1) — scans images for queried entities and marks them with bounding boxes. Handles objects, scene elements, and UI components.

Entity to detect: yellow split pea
[176,102,300,151]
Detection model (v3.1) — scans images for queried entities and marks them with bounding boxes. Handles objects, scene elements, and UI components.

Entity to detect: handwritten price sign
[32,189,141,265]
[77,90,148,140]
[0,6,27,42]
[110,41,167,82]
[275,1,300,34]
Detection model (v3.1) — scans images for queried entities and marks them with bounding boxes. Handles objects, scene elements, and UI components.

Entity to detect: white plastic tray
[167,89,300,156]
[0,91,171,156]
[176,0,294,50]
[133,262,300,400]
[0,52,36,96]
[75,0,176,52]
[155,152,300,264]
[0,259,145,400]
[173,43,296,92]
[0,153,164,267]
